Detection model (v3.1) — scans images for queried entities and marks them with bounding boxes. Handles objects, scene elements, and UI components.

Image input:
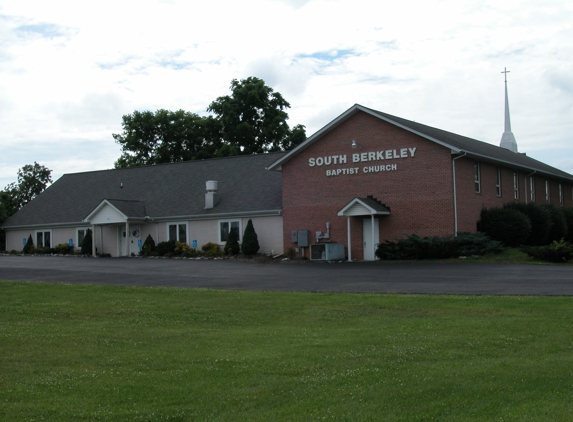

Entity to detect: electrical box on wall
[297,230,310,247]
[291,230,298,243]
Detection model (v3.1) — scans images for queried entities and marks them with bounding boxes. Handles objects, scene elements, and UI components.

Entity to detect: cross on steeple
[499,67,518,152]
[502,67,510,83]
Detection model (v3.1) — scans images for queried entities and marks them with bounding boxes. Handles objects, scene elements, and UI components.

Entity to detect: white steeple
[500,67,518,152]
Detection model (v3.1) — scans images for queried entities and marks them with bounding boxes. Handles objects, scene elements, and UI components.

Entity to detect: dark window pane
[37,232,43,248]
[220,222,229,242]
[169,224,177,241]
[231,221,240,241]
[45,232,51,248]
[179,224,187,243]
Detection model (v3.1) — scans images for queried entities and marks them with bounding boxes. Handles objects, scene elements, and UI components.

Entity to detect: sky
[1,0,572,189]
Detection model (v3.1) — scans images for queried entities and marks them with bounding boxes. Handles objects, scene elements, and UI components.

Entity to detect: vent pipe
[205,181,219,209]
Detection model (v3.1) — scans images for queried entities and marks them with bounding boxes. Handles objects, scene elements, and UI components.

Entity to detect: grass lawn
[1,281,572,421]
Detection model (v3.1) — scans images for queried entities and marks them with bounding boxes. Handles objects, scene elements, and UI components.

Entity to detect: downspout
[524,170,536,204]
[452,152,467,237]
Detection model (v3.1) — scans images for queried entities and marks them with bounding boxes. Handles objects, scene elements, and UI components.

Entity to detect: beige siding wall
[243,216,283,254]
[6,229,30,251]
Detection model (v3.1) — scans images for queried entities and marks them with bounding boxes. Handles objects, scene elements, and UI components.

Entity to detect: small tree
[141,234,156,255]
[224,227,240,255]
[81,228,93,255]
[241,219,260,256]
[23,234,34,254]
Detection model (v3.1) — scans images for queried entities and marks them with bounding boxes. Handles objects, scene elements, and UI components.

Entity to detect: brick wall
[281,111,455,260]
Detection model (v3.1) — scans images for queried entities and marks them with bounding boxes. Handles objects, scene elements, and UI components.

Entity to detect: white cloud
[1,0,573,189]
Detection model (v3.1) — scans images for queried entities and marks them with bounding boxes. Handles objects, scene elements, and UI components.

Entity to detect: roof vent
[205,181,219,209]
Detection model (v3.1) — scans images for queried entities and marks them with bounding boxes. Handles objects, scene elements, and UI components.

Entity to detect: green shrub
[241,219,260,256]
[563,209,573,242]
[201,242,221,257]
[479,207,531,247]
[454,232,505,256]
[141,234,156,256]
[376,233,504,261]
[23,235,34,254]
[54,243,73,254]
[503,203,551,246]
[542,205,568,243]
[376,235,452,260]
[156,240,176,256]
[81,229,93,255]
[522,239,573,263]
[224,227,240,255]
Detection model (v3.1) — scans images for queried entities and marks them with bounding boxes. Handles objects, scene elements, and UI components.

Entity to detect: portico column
[371,214,375,261]
[91,225,96,257]
[125,221,130,256]
[347,216,352,262]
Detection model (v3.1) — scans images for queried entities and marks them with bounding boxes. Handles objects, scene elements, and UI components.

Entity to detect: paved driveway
[1,255,572,295]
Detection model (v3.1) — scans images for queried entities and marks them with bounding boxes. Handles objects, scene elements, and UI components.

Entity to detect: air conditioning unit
[310,243,345,261]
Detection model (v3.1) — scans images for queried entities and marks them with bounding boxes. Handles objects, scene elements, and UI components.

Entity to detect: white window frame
[513,172,519,199]
[559,184,563,207]
[167,222,189,244]
[35,229,52,248]
[474,161,481,193]
[495,167,502,196]
[218,219,242,244]
[545,180,550,204]
[530,176,535,202]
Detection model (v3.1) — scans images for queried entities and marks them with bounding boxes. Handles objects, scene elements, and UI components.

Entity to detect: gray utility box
[296,230,310,247]
[310,243,345,261]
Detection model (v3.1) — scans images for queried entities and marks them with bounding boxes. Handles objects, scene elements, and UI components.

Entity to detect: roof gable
[268,104,573,182]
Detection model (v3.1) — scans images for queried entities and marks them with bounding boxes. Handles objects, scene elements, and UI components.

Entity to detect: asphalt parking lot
[1,255,573,295]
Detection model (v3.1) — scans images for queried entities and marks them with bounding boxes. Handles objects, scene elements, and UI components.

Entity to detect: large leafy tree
[0,162,52,250]
[208,77,306,154]
[114,77,306,168]
[114,109,220,168]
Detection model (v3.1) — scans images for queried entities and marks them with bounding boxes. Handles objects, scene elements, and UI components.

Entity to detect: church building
[3,82,573,260]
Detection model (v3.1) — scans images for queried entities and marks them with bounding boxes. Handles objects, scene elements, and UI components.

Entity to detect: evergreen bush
[81,229,93,255]
[156,240,176,256]
[23,235,34,254]
[141,234,156,256]
[454,232,505,256]
[522,239,573,263]
[479,207,531,247]
[503,203,551,246]
[241,219,260,256]
[375,233,504,261]
[563,209,573,242]
[224,227,240,255]
[542,205,568,243]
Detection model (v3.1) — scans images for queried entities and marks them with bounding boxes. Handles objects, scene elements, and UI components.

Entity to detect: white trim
[34,229,52,248]
[167,221,189,244]
[218,219,242,244]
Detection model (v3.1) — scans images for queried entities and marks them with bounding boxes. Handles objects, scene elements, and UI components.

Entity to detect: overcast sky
[1,0,572,189]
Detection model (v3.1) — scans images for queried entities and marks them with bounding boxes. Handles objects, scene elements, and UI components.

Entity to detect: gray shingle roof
[269,104,573,182]
[3,152,285,228]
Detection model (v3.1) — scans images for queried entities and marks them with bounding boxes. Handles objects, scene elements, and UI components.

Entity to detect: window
[77,228,87,249]
[559,184,563,207]
[495,167,502,196]
[35,230,52,248]
[529,176,535,202]
[545,180,550,204]
[219,220,241,244]
[168,222,188,243]
[474,161,481,193]
[513,172,519,199]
